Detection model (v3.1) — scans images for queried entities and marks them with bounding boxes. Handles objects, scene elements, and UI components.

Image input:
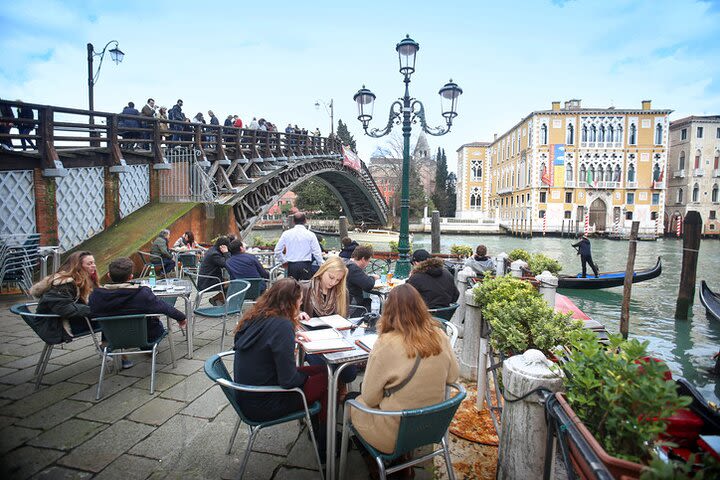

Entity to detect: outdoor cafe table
[133,278,195,359]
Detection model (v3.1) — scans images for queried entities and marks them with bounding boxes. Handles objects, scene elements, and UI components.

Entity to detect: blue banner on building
[551,144,565,166]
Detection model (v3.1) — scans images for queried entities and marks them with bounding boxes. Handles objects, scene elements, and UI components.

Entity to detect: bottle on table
[381,264,388,284]
[149,267,156,288]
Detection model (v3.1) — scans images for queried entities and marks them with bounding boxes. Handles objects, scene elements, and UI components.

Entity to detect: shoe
[121,359,134,369]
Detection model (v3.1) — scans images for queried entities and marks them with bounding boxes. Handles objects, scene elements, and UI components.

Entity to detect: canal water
[250,228,720,402]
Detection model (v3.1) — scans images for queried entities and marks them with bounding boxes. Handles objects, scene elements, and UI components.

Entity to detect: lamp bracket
[411,100,451,137]
[365,101,403,138]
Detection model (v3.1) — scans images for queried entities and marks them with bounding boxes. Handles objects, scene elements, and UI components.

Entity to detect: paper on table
[300,314,353,330]
[355,333,378,352]
[299,338,354,354]
[299,328,342,342]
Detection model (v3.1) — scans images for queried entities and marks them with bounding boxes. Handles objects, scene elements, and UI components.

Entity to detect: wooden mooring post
[620,221,639,339]
[431,210,440,254]
[675,211,702,320]
[338,216,348,239]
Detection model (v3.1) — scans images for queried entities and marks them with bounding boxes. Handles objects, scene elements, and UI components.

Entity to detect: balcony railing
[694,169,705,177]
[713,169,720,178]
[497,186,514,195]
[673,170,685,178]
[565,181,575,188]
[653,181,665,189]
[626,181,638,188]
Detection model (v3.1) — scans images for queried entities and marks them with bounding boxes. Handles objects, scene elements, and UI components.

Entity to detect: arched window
[692,183,700,202]
[567,124,574,145]
[616,125,623,143]
[588,165,596,183]
[628,164,636,182]
[541,124,548,145]
[655,124,663,145]
[599,125,605,143]
[470,188,482,209]
[629,123,637,144]
[679,151,685,170]
[608,125,614,143]
[678,188,684,204]
[614,165,621,182]
[566,164,574,182]
[579,164,587,183]
[712,184,718,203]
[471,160,482,179]
[695,150,701,169]
[715,150,719,170]
[606,165,613,182]
[590,125,597,142]
[582,125,588,142]
[653,163,661,181]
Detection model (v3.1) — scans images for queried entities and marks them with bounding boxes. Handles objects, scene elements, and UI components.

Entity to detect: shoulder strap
[384,354,422,398]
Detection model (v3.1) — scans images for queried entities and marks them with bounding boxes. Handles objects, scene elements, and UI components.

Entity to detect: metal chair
[432,317,459,349]
[137,251,167,278]
[93,313,175,399]
[193,279,250,351]
[204,351,324,479]
[239,277,268,304]
[10,303,101,390]
[428,303,459,322]
[339,383,466,480]
[176,251,199,279]
[348,304,368,320]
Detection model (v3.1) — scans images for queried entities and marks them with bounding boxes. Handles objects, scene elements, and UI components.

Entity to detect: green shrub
[388,241,398,253]
[450,245,473,258]
[508,248,530,263]
[527,253,562,275]
[563,332,691,463]
[251,236,278,249]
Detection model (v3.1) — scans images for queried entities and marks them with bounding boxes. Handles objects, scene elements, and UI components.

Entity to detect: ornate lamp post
[353,35,462,278]
[87,40,124,127]
[314,98,334,136]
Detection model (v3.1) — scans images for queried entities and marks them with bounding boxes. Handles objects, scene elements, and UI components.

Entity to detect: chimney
[494,133,498,141]
[551,101,561,111]
[642,100,652,110]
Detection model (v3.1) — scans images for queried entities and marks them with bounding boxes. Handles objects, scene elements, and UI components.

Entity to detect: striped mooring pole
[542,211,547,236]
[676,216,682,237]
[584,212,590,233]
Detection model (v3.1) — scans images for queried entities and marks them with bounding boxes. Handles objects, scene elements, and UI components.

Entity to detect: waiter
[274,212,324,280]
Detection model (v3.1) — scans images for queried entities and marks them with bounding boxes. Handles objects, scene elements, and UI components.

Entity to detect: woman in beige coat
[350,283,459,454]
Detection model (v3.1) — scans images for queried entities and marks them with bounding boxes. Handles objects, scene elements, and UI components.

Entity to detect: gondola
[557,257,662,290]
[699,280,720,323]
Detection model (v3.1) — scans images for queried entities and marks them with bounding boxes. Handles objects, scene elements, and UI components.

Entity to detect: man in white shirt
[274,212,324,280]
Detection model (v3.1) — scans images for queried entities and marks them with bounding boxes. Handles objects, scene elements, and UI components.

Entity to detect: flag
[586,168,595,188]
[342,145,361,172]
[653,167,664,189]
[541,165,551,185]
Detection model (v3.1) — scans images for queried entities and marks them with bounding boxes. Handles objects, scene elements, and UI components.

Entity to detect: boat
[557,257,662,290]
[312,228,412,245]
[700,280,720,323]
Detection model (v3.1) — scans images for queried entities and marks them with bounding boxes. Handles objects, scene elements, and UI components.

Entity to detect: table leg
[165,316,177,368]
[328,363,353,480]
[182,296,194,359]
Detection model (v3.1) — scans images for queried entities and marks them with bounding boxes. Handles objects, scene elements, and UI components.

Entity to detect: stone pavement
[0,294,441,480]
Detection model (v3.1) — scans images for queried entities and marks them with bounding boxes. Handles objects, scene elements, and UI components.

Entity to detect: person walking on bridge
[571,234,599,278]
[274,212,324,281]
[168,99,185,143]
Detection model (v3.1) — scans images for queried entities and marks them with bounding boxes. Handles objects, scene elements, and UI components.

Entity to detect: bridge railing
[0,99,344,172]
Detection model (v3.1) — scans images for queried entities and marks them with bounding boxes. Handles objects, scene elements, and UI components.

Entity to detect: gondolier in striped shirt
[571,234,599,278]
[274,212,324,281]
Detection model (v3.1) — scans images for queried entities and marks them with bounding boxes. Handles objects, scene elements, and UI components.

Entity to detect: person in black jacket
[406,249,459,309]
[571,234,599,278]
[338,237,359,263]
[233,278,329,458]
[1,102,15,150]
[346,245,379,311]
[226,239,269,285]
[197,236,231,305]
[16,101,36,150]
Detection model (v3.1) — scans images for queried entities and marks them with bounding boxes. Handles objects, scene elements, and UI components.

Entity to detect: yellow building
[456,99,671,235]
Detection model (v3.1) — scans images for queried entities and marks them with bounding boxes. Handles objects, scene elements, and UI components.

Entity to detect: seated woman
[232,278,330,455]
[350,283,459,456]
[173,231,204,251]
[197,236,231,305]
[30,251,99,341]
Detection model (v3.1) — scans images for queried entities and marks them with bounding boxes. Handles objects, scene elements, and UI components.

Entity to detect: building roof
[670,115,720,128]
[456,142,491,152]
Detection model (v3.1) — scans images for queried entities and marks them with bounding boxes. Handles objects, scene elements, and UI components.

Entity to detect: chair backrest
[204,353,253,424]
[226,279,251,313]
[137,251,154,267]
[177,252,198,269]
[348,304,368,319]
[392,384,466,456]
[10,302,66,344]
[242,278,268,301]
[428,303,459,321]
[432,317,459,348]
[94,314,151,350]
[183,268,199,289]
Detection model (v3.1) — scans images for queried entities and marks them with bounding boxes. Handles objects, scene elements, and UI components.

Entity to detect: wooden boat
[699,280,720,323]
[557,257,662,290]
[312,228,412,245]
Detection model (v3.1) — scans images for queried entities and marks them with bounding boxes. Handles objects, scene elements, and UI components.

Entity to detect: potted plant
[450,244,473,259]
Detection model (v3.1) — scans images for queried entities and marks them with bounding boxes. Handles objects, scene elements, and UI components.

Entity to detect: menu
[300,314,354,330]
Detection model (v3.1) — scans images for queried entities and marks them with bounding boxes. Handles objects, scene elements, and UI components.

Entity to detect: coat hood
[412,257,446,277]
[30,275,74,298]
[234,316,276,351]
[89,283,144,312]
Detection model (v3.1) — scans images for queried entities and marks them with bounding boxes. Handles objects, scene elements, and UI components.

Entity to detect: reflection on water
[251,228,720,401]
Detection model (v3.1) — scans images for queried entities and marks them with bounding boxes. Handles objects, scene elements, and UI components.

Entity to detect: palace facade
[456,99,671,235]
[666,116,720,236]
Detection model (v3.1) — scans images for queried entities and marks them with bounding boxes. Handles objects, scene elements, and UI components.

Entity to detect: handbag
[383,355,421,397]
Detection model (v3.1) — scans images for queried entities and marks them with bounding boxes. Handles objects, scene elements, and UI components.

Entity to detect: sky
[2,0,720,172]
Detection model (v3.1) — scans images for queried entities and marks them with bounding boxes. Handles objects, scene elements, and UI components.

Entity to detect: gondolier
[571,234,599,278]
[274,212,324,280]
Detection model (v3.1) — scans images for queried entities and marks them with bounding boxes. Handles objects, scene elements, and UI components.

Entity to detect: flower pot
[555,392,645,480]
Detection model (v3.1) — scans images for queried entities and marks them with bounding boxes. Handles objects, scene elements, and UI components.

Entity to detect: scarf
[309,278,337,317]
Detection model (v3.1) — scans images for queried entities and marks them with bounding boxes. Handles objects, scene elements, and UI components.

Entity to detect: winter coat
[338,241,359,259]
[406,258,459,309]
[233,316,307,421]
[464,255,496,275]
[197,246,230,291]
[119,106,140,129]
[571,238,593,257]
[150,236,173,260]
[168,104,185,122]
[226,253,269,280]
[346,261,374,306]
[89,283,185,321]
[30,276,91,344]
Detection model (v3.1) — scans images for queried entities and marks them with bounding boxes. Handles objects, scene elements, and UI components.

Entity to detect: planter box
[555,393,644,480]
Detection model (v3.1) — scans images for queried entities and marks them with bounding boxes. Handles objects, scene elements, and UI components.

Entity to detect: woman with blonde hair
[30,251,99,341]
[299,256,349,320]
[349,283,459,457]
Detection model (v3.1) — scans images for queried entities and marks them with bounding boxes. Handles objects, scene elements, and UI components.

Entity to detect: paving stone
[285,427,322,470]
[0,366,18,377]
[0,415,17,429]
[132,372,184,392]
[57,420,155,473]
[274,466,323,479]
[33,465,94,479]
[16,399,92,430]
[10,336,44,346]
[4,353,44,369]
[0,445,65,480]
[0,363,62,386]
[128,397,186,426]
[0,382,37,400]
[94,454,161,480]
[28,418,106,450]
[180,384,227,419]
[160,371,211,403]
[0,424,42,454]
[42,357,99,385]
[77,387,155,424]
[0,354,21,366]
[3,381,87,418]
[129,414,208,460]
[159,358,203,376]
[69,373,140,403]
[252,421,301,456]
[219,452,281,480]
[49,346,100,366]
[0,341,46,357]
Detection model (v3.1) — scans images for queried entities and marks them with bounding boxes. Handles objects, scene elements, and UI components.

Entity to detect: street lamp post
[353,35,462,278]
[314,98,334,136]
[87,40,124,128]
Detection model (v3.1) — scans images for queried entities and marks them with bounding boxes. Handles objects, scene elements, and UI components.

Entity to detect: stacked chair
[0,233,40,296]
